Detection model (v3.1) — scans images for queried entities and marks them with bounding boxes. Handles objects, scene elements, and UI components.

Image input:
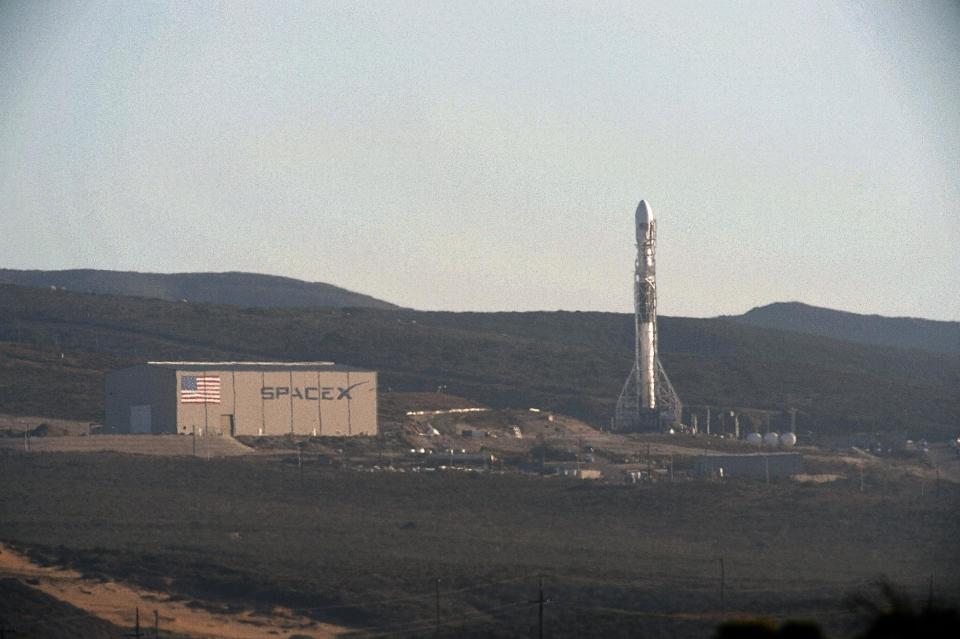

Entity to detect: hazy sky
[1,1,958,319]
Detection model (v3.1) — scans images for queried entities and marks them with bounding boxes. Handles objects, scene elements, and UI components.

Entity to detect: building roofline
[146,361,336,367]
[107,361,373,373]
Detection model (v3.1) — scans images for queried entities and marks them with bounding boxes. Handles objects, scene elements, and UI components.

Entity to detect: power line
[348,600,534,638]
[542,570,875,593]
[565,604,857,621]
[298,573,536,613]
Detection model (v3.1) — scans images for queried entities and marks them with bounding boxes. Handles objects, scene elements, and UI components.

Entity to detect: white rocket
[634,200,657,411]
[614,199,681,431]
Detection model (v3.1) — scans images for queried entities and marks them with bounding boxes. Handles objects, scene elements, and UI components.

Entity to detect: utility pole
[719,558,726,612]
[528,576,549,639]
[539,577,545,639]
[125,607,143,639]
[434,578,441,637]
[297,442,304,490]
[0,618,18,639]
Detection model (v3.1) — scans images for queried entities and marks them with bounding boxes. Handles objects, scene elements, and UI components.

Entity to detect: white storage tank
[780,432,798,447]
[746,432,763,446]
[763,432,780,447]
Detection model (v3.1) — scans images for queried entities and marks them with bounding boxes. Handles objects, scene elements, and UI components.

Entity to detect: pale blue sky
[1,1,958,319]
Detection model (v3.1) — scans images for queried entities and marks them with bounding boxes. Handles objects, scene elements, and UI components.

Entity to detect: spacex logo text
[261,382,367,401]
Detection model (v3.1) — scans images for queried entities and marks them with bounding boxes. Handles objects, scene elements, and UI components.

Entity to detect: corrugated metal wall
[105,365,176,433]
[175,368,377,436]
[694,453,803,478]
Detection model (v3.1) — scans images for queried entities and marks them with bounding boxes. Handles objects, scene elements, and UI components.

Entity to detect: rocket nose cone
[636,200,653,226]
[635,200,653,242]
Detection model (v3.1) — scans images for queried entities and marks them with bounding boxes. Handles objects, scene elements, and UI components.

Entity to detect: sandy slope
[0,544,346,639]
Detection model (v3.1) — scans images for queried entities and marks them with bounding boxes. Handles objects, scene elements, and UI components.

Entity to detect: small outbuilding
[694,452,803,479]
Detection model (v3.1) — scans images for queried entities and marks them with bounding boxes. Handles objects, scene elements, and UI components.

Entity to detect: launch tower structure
[613,200,682,431]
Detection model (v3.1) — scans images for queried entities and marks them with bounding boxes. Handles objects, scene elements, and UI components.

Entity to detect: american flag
[180,375,221,403]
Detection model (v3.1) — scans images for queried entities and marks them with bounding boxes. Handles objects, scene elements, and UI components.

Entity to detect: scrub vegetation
[0,577,139,639]
[1,452,958,638]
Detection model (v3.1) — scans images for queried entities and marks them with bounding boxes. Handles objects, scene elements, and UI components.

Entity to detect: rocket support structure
[614,200,682,431]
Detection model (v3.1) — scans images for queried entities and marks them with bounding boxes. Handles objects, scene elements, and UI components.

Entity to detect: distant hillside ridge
[727,302,960,355]
[1,284,958,438]
[0,268,399,310]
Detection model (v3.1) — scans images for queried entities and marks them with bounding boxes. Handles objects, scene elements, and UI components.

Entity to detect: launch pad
[612,200,682,432]
[614,358,682,431]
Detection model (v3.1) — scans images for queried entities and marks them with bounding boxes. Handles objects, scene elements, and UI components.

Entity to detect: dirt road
[0,544,346,639]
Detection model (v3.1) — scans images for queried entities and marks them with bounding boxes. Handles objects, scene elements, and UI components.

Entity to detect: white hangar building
[105,361,377,437]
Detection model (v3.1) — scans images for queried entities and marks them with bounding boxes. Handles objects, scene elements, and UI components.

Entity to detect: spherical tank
[780,432,797,447]
[746,432,763,446]
[763,432,780,447]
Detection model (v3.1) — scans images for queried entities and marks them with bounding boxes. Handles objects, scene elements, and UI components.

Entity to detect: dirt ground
[0,543,347,639]
[0,413,95,435]
[0,434,252,456]
[405,409,759,460]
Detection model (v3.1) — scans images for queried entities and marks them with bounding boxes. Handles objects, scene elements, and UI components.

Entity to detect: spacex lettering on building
[261,382,366,401]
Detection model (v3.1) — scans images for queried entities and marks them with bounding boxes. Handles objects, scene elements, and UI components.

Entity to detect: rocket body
[634,200,657,410]
[614,198,680,431]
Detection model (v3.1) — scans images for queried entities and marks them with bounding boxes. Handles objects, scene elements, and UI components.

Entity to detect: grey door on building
[130,405,152,434]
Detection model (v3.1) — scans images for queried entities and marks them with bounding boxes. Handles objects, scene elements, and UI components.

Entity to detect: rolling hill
[728,302,960,355]
[0,284,957,438]
[0,268,399,310]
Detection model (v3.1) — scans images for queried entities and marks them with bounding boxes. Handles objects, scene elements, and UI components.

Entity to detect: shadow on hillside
[716,582,959,639]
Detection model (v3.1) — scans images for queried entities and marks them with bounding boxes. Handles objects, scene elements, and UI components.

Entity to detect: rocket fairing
[634,200,657,411]
[636,199,654,244]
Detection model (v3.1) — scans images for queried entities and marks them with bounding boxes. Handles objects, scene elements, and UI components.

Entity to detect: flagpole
[203,370,209,439]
